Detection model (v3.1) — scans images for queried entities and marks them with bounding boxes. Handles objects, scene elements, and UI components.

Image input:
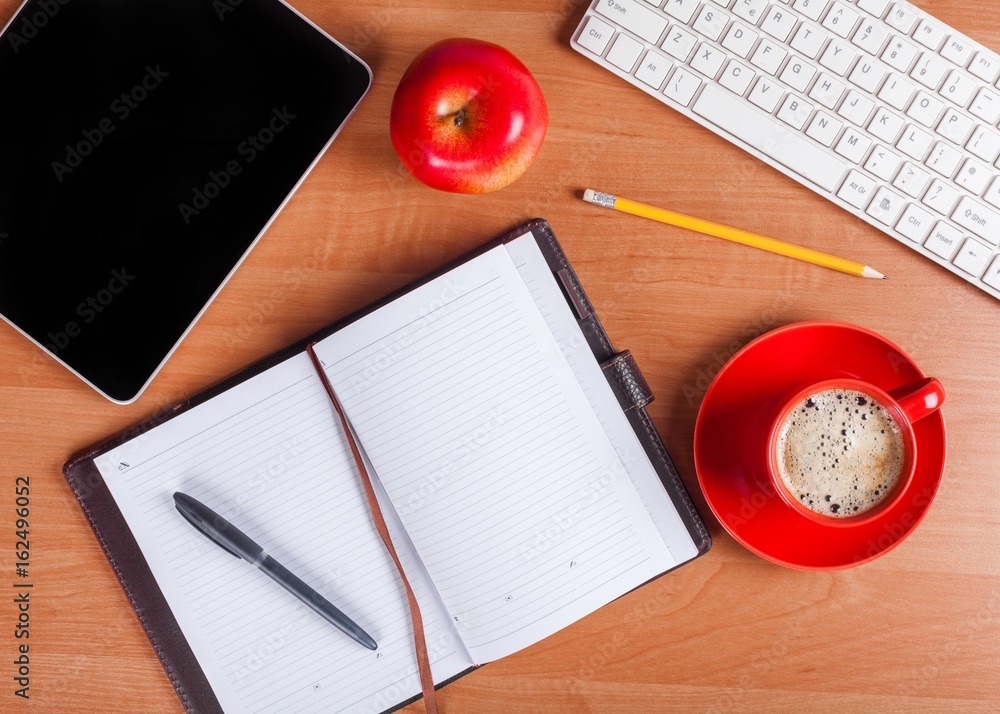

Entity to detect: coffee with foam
[775,388,905,518]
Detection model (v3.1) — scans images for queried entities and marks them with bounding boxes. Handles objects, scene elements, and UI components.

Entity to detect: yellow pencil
[582,189,886,280]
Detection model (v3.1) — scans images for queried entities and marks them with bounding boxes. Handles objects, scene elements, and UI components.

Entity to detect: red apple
[390,38,548,194]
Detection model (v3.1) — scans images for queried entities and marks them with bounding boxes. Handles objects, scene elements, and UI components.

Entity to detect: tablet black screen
[0,0,370,402]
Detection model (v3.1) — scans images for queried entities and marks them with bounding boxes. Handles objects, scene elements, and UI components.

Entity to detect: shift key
[595,0,668,44]
[953,196,1000,245]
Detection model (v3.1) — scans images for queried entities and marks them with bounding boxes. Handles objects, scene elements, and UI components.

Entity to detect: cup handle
[889,377,946,424]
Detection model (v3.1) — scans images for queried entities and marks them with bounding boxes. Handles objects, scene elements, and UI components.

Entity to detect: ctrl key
[577,16,616,56]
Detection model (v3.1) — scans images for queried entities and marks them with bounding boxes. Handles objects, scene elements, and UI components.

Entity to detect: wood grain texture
[0,0,998,711]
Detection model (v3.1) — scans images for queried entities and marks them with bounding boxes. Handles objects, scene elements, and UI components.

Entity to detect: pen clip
[174,498,243,560]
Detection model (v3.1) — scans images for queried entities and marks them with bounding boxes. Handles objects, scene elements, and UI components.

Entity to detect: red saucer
[694,321,947,570]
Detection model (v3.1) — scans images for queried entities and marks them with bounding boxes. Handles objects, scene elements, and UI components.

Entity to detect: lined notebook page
[505,234,699,563]
[96,353,472,714]
[312,244,675,664]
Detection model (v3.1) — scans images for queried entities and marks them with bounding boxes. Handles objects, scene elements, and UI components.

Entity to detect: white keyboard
[572,0,1000,300]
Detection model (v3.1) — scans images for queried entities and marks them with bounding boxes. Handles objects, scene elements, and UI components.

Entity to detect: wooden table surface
[2,0,998,711]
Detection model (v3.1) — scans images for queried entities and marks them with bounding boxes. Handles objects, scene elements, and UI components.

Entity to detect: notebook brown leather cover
[63,219,711,713]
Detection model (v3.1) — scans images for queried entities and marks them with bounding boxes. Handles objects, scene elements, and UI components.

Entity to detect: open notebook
[64,220,710,713]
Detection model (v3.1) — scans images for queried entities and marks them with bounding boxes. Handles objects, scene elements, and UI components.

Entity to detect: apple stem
[453,109,466,128]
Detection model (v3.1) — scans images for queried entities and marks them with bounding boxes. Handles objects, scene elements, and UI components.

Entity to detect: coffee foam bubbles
[776,388,904,518]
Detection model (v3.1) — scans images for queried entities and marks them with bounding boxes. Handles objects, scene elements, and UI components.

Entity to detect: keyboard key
[834,126,872,162]
[747,76,785,112]
[848,57,886,93]
[885,3,917,34]
[983,256,1000,290]
[969,88,1000,124]
[750,38,787,74]
[821,2,860,39]
[777,93,814,129]
[806,111,844,146]
[906,91,945,128]
[940,36,975,69]
[691,43,729,78]
[791,24,828,60]
[852,17,889,56]
[857,0,891,18]
[911,54,948,90]
[868,107,905,142]
[939,71,977,107]
[693,5,731,42]
[781,56,817,91]
[922,179,960,214]
[820,39,858,76]
[914,19,946,51]
[662,26,698,61]
[722,22,759,58]
[896,124,933,160]
[720,60,756,95]
[923,222,963,259]
[664,66,702,106]
[953,196,1000,245]
[792,0,828,22]
[577,16,616,55]
[896,203,934,241]
[733,0,768,25]
[663,0,700,24]
[595,0,668,44]
[864,145,901,180]
[969,52,1000,84]
[692,83,847,190]
[881,37,919,72]
[838,89,875,125]
[866,186,905,224]
[760,4,798,42]
[893,161,930,197]
[809,73,846,108]
[607,34,644,72]
[878,74,915,110]
[837,169,877,207]
[935,108,973,145]
[925,141,963,176]
[635,50,674,89]
[953,237,992,275]
[966,128,1000,163]
[984,177,1000,209]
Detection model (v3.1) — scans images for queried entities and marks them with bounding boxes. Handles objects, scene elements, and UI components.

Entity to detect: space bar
[692,85,847,193]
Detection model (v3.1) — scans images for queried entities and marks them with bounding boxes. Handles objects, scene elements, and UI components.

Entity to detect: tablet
[0,0,371,403]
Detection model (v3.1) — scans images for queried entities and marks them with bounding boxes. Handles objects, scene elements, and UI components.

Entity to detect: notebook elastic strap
[307,344,439,714]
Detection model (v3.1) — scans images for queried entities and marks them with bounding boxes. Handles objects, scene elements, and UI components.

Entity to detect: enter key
[953,196,1000,245]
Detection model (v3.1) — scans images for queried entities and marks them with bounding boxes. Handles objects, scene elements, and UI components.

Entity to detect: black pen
[173,491,377,650]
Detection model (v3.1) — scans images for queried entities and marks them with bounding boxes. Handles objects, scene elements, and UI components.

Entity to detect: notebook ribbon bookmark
[307,344,440,714]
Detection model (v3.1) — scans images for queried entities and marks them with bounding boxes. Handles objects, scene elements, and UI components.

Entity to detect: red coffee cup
[766,376,946,527]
